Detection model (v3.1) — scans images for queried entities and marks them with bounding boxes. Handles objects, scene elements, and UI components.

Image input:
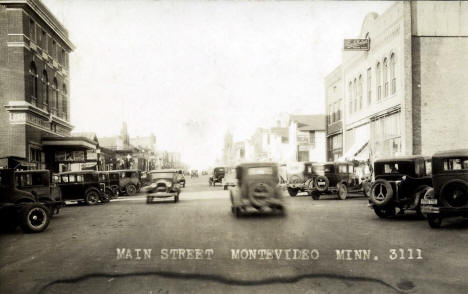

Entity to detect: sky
[42,0,393,169]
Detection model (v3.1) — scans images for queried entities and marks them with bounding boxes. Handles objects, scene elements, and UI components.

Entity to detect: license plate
[421,199,437,205]
[318,182,325,186]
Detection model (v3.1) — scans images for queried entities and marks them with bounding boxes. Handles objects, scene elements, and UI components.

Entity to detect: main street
[1,175,467,294]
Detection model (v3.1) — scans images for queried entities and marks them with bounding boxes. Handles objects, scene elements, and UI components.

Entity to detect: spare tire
[289,175,302,184]
[249,182,274,208]
[370,179,393,207]
[314,176,329,192]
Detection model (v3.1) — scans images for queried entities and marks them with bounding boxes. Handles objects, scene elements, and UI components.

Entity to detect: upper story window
[62,84,68,120]
[53,78,59,112]
[353,78,357,112]
[29,62,38,105]
[376,62,381,102]
[52,40,57,59]
[383,57,389,97]
[358,75,363,110]
[41,30,46,50]
[348,82,353,114]
[42,70,49,107]
[29,20,35,43]
[390,53,396,95]
[366,67,371,106]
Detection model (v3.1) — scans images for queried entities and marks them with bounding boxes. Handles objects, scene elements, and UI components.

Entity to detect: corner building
[326,1,468,161]
[0,0,95,171]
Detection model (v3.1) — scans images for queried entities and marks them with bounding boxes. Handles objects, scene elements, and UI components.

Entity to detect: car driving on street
[142,170,181,203]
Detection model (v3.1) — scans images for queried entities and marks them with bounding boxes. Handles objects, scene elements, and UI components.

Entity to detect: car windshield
[247,167,273,175]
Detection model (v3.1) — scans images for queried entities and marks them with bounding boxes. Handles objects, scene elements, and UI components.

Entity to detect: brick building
[325,65,344,161]
[0,0,93,171]
[325,1,468,162]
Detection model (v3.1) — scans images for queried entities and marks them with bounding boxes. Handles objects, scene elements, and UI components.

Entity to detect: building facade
[288,115,326,163]
[0,0,84,171]
[326,1,468,162]
[325,65,344,161]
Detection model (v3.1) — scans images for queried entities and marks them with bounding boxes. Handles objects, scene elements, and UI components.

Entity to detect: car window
[348,165,354,173]
[324,165,334,173]
[61,175,69,183]
[69,174,76,182]
[84,174,95,182]
[338,165,347,173]
[76,175,84,182]
[247,167,273,175]
[384,163,399,173]
[425,160,432,176]
[443,158,468,171]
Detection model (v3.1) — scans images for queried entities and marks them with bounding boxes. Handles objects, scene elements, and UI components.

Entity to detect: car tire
[415,185,431,219]
[314,176,329,192]
[85,190,100,205]
[428,214,442,228]
[287,187,298,197]
[310,191,320,200]
[174,193,179,203]
[337,183,348,200]
[370,179,393,207]
[19,203,50,233]
[373,205,396,218]
[235,207,242,218]
[126,184,137,196]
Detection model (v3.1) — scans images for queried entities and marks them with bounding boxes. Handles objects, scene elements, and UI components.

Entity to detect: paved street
[1,175,468,294]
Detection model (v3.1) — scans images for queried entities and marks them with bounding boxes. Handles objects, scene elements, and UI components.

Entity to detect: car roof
[149,169,177,173]
[112,169,140,172]
[15,170,50,173]
[433,149,468,158]
[374,155,426,163]
[58,171,96,175]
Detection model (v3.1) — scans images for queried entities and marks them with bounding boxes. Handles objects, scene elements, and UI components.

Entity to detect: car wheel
[19,203,50,233]
[370,179,393,207]
[287,187,298,197]
[312,191,320,200]
[428,214,442,228]
[85,190,99,205]
[235,207,242,218]
[100,193,111,203]
[373,205,396,218]
[337,183,348,200]
[126,184,137,196]
[174,193,179,203]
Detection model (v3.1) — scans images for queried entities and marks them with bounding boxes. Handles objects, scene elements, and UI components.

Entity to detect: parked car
[191,170,199,178]
[367,155,432,218]
[114,169,141,196]
[176,169,186,187]
[97,171,120,198]
[308,162,362,200]
[57,171,110,205]
[286,162,316,197]
[230,163,285,217]
[0,169,52,233]
[421,149,468,228]
[142,170,181,203]
[209,167,225,186]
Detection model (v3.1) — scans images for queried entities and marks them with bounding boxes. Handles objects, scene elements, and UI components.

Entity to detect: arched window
[366,67,372,106]
[53,78,58,114]
[358,75,363,110]
[390,53,396,94]
[42,70,49,109]
[29,62,38,106]
[348,81,353,114]
[376,62,381,101]
[383,57,388,97]
[62,84,67,120]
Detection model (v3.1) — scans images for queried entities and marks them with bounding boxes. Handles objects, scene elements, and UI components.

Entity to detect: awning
[0,157,37,169]
[42,136,97,149]
[338,140,369,162]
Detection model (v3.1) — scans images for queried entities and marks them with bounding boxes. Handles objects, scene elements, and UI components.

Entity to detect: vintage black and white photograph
[1,0,467,293]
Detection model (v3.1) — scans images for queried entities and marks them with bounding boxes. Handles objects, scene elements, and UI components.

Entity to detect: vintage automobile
[176,169,186,187]
[222,171,237,190]
[307,162,362,200]
[286,162,321,197]
[97,171,120,198]
[0,169,52,233]
[209,167,225,186]
[190,170,199,178]
[421,149,468,228]
[114,169,142,196]
[142,170,181,203]
[230,163,285,217]
[368,155,432,218]
[57,171,110,205]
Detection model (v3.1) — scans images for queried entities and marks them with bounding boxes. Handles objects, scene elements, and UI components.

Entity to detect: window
[61,49,65,65]
[331,104,336,123]
[76,175,84,182]
[29,20,35,43]
[383,58,388,97]
[348,165,354,173]
[376,62,381,101]
[338,165,347,173]
[61,175,69,183]
[41,30,46,49]
[247,167,273,175]
[42,70,49,108]
[390,53,396,94]
[366,67,371,105]
[348,82,353,114]
[353,78,357,112]
[370,113,401,157]
[53,78,58,113]
[309,131,315,148]
[62,84,67,119]
[52,40,57,59]
[443,159,468,171]
[30,62,38,105]
[358,75,363,110]
[336,101,341,121]
[69,174,76,182]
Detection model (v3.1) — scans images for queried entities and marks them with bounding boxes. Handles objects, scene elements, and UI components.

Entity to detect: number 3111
[389,249,423,260]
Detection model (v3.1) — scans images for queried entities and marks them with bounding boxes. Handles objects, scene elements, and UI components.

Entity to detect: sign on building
[344,39,370,51]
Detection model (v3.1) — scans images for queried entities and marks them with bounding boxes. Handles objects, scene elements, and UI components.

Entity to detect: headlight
[401,176,407,181]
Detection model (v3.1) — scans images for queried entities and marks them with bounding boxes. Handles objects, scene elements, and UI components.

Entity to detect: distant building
[325,66,344,161]
[325,1,468,162]
[288,115,326,162]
